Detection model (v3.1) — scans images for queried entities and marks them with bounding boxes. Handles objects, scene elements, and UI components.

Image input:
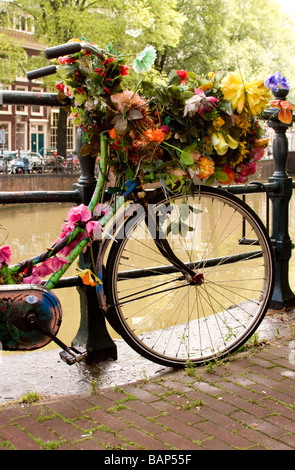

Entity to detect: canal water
[1,185,295,356]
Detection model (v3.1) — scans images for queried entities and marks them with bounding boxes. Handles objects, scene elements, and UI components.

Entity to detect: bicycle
[0,41,275,368]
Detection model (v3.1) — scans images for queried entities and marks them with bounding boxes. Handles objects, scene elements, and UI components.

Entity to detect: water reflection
[1,184,295,355]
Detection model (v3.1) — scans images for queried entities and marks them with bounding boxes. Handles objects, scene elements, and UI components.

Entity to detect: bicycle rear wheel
[104,186,274,368]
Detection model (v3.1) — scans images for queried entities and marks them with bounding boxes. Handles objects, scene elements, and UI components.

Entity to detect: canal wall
[0,157,293,193]
[0,174,78,192]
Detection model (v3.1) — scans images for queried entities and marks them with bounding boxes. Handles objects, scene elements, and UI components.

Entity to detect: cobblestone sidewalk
[0,339,295,451]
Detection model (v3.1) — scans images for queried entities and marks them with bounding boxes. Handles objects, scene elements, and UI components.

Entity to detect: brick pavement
[0,339,295,451]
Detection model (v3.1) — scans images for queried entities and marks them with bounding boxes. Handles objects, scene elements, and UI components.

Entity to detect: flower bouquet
[54,39,291,193]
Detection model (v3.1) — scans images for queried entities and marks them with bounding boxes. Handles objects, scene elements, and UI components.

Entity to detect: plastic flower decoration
[132,45,157,73]
[221,70,271,115]
[264,72,290,92]
[50,38,280,191]
[269,99,295,125]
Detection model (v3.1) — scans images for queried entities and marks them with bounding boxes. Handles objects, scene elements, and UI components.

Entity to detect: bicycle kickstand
[26,313,88,365]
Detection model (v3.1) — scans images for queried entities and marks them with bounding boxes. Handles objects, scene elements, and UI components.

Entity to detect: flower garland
[0,44,293,288]
[51,39,294,192]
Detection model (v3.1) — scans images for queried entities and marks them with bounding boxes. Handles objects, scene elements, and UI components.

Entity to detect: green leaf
[214,170,229,182]
[180,143,197,166]
[168,69,181,86]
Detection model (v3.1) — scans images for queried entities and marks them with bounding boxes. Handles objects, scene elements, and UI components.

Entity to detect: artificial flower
[76,267,102,287]
[211,132,239,156]
[217,165,234,185]
[198,157,215,179]
[0,245,12,267]
[85,220,102,238]
[183,89,219,117]
[264,72,290,92]
[269,100,295,124]
[111,90,146,114]
[250,147,265,161]
[23,267,42,285]
[213,117,225,131]
[51,256,69,271]
[132,45,157,73]
[221,70,271,115]
[177,70,188,83]
[142,128,166,144]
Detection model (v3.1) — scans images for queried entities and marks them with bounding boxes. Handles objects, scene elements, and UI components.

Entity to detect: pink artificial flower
[23,266,42,285]
[183,88,219,117]
[250,147,265,161]
[0,245,12,266]
[234,174,248,184]
[37,260,54,277]
[68,204,91,225]
[51,256,69,271]
[85,220,102,238]
[93,203,110,218]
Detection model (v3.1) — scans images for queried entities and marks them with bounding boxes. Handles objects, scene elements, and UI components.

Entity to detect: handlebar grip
[27,65,57,80]
[44,42,82,59]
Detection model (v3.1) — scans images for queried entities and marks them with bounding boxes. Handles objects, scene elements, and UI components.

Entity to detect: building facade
[0,5,76,156]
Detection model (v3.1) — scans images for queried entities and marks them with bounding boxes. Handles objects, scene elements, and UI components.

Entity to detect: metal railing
[0,88,294,361]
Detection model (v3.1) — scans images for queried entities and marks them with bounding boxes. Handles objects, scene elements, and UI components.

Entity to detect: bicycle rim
[105,186,274,368]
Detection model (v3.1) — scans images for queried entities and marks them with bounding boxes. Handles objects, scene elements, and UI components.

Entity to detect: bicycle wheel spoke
[105,186,274,367]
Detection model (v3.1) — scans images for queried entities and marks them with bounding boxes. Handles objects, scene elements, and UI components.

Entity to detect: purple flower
[264,72,290,92]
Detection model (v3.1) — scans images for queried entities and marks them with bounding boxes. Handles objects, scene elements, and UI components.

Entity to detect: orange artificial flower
[142,128,166,144]
[254,138,270,148]
[270,100,295,124]
[109,128,121,140]
[198,157,215,179]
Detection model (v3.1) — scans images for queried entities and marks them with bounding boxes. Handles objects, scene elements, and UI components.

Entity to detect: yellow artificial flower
[208,72,215,80]
[237,140,249,162]
[221,70,271,116]
[235,111,251,135]
[211,132,239,156]
[200,82,213,92]
[76,267,102,287]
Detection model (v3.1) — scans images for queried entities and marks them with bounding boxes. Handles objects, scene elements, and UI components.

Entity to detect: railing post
[266,88,295,309]
[71,128,117,363]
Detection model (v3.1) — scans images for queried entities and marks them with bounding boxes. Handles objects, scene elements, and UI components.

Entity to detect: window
[0,123,11,151]
[15,86,27,114]
[31,88,42,115]
[50,111,76,152]
[0,85,12,114]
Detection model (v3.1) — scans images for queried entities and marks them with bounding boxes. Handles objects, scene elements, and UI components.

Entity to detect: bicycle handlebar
[44,42,82,59]
[27,65,57,81]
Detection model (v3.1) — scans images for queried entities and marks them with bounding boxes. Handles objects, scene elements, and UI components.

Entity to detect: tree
[160,0,295,99]
[11,0,185,155]
[0,33,27,83]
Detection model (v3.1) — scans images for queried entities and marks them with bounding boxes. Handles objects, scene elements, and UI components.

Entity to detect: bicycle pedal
[59,346,87,365]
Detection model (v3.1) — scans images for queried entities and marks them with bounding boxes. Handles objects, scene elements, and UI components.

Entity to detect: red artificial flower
[102,57,115,66]
[55,83,64,91]
[177,69,188,83]
[119,65,130,76]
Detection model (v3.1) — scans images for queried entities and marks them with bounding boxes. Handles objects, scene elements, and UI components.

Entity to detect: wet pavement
[1,309,295,405]
[0,310,295,451]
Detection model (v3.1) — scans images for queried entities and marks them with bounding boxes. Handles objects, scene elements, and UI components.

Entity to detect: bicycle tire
[104,185,275,368]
